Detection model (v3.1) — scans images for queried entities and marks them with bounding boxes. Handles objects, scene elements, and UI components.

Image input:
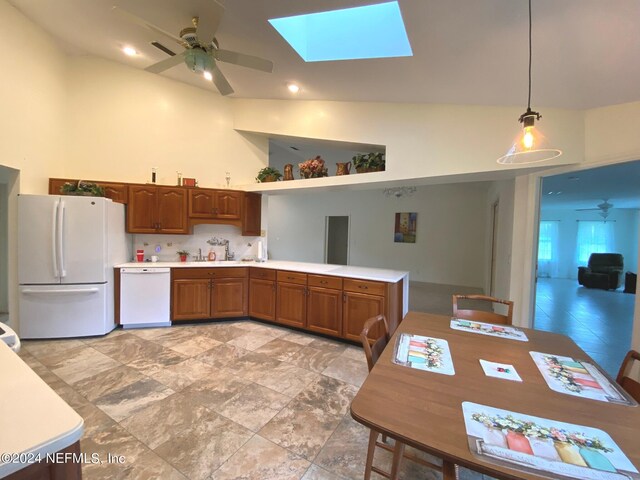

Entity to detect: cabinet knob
[320,280,328,284]
[358,285,368,290]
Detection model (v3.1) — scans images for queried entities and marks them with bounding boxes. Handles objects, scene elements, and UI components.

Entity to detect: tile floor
[534,278,635,376]
[18,320,491,480]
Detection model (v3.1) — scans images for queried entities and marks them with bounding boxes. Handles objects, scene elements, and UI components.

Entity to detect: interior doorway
[532,161,640,376]
[325,216,349,265]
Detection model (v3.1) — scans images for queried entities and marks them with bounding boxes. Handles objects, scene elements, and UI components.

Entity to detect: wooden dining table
[350,311,640,480]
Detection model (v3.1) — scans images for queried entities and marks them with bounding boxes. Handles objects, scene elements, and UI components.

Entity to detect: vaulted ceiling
[8,0,640,109]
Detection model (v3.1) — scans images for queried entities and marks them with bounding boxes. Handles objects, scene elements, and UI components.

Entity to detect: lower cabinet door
[249,278,276,321]
[276,282,307,328]
[343,291,385,342]
[172,279,211,321]
[307,287,342,337]
[211,278,248,318]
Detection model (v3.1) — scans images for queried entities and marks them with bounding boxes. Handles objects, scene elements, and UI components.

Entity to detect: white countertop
[0,342,84,477]
[116,259,409,283]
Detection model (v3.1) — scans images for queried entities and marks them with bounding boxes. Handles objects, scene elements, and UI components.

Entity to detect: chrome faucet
[195,248,204,262]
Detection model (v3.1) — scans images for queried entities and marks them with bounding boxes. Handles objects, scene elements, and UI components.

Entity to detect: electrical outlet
[260,230,266,237]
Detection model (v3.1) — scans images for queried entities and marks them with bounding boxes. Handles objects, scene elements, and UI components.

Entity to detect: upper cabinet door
[242,193,261,236]
[127,186,158,233]
[214,191,242,220]
[189,189,216,218]
[157,187,188,234]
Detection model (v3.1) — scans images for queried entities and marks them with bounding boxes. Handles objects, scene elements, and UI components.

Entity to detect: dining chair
[360,315,455,480]
[617,350,640,402]
[452,294,514,325]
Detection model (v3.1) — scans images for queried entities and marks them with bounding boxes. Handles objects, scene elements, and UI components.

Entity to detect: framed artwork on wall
[394,212,417,243]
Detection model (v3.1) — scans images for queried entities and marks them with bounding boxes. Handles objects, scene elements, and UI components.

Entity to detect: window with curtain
[538,221,559,278]
[576,221,615,265]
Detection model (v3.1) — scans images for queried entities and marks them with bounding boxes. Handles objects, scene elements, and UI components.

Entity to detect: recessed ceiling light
[203,71,213,82]
[122,46,138,57]
[287,83,300,94]
[269,1,412,62]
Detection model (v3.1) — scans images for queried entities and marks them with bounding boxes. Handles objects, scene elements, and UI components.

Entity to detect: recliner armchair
[578,253,624,290]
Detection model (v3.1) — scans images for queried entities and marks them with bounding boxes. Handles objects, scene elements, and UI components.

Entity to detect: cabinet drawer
[172,267,247,279]
[343,278,386,296]
[277,270,307,285]
[307,274,342,290]
[250,268,276,281]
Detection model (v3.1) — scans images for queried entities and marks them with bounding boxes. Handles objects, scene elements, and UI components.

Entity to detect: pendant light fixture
[497,0,562,164]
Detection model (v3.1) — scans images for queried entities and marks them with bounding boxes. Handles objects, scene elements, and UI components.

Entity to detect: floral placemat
[463,402,639,480]
[392,333,455,375]
[530,352,636,406]
[450,319,529,342]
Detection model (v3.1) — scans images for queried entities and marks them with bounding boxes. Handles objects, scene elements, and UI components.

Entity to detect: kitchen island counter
[0,342,83,478]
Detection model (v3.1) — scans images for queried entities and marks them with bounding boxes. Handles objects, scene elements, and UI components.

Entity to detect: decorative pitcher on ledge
[283,164,294,181]
[336,161,351,176]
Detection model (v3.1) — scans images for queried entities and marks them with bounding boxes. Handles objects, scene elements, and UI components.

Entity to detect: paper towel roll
[257,240,263,261]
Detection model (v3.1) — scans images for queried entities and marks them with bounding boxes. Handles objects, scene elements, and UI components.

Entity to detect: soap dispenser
[208,249,216,261]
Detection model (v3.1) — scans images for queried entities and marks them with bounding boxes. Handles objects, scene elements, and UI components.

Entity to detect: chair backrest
[452,294,514,325]
[616,350,640,402]
[360,315,390,372]
[588,253,624,272]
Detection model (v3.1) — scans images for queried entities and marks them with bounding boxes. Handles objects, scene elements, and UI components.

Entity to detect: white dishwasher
[120,267,171,328]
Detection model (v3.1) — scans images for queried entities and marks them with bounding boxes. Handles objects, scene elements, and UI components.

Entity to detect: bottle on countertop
[208,249,216,261]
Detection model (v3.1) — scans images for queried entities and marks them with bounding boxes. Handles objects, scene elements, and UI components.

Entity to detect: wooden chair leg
[364,429,378,480]
[390,441,406,480]
[442,460,456,480]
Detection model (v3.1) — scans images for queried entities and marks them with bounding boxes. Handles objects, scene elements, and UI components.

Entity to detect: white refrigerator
[18,195,129,338]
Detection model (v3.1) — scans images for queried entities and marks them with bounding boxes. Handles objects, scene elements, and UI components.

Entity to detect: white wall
[64,56,268,188]
[234,99,585,184]
[585,102,640,165]
[485,179,515,300]
[0,0,67,193]
[540,208,639,279]
[268,183,489,287]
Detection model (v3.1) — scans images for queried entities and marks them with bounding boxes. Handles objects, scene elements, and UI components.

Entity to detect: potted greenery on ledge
[352,152,386,173]
[177,250,190,262]
[256,167,283,183]
[60,180,105,197]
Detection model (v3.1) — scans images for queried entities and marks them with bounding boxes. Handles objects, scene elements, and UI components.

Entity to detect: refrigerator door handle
[51,200,59,278]
[21,287,100,295]
[57,200,66,278]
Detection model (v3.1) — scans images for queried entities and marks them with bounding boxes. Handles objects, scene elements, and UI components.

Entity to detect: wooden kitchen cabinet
[172,278,211,320]
[249,268,276,321]
[342,278,387,341]
[171,268,248,321]
[215,190,242,219]
[211,277,248,318]
[188,188,242,220]
[127,185,188,234]
[306,274,343,336]
[242,192,262,236]
[276,271,307,328]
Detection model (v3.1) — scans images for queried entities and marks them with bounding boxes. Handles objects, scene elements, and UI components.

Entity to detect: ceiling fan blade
[195,0,225,43]
[112,6,188,48]
[145,51,186,74]
[575,208,601,211]
[211,64,234,96]
[214,49,273,73]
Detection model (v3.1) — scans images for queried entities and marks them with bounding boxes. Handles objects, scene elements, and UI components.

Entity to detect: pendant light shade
[497,0,562,165]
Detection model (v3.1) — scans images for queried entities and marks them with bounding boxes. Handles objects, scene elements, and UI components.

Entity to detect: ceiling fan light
[287,83,300,94]
[203,70,213,81]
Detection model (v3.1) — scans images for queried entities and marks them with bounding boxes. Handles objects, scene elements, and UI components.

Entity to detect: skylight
[268,1,413,62]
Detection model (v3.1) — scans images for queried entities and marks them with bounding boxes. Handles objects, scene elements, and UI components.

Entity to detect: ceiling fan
[112,3,273,96]
[576,199,614,219]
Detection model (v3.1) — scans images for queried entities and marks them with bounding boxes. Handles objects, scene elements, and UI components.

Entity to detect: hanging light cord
[527,0,532,110]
